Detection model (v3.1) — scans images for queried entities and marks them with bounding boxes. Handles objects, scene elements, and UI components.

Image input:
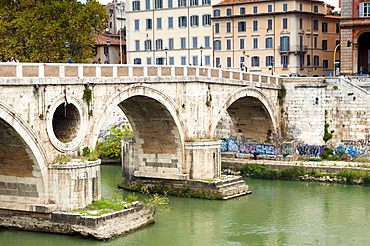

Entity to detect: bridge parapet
[0,63,280,85]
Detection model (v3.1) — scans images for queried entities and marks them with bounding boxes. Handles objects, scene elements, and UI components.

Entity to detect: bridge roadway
[0,63,281,211]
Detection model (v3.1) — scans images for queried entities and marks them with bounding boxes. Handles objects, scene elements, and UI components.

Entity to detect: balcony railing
[279,45,308,53]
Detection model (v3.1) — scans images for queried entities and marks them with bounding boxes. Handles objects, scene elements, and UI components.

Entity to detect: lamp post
[106,39,111,64]
[333,41,351,77]
[200,45,203,66]
[64,41,69,63]
[164,47,168,65]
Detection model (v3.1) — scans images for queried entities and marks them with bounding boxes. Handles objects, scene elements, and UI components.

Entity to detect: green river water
[1,165,370,246]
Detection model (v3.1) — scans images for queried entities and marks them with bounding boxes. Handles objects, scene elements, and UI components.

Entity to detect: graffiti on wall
[335,146,369,157]
[221,139,279,155]
[296,144,325,158]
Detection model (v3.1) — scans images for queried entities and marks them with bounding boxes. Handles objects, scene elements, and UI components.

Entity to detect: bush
[279,167,304,181]
[336,170,364,185]
[362,173,370,186]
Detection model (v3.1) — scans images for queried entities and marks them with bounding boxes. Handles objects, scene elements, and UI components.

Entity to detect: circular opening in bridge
[52,103,80,143]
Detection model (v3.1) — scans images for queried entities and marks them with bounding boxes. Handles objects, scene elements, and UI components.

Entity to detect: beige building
[126,0,219,65]
[212,0,340,76]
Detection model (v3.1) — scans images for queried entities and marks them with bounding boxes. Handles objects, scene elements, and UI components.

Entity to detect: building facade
[340,0,370,75]
[213,0,340,76]
[126,0,219,65]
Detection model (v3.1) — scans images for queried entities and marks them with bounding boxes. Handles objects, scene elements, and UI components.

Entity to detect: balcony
[279,45,308,54]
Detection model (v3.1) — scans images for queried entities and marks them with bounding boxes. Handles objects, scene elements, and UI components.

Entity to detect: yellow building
[126,0,219,66]
[212,0,340,76]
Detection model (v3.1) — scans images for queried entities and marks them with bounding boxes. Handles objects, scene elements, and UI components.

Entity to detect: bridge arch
[92,84,186,179]
[0,101,49,210]
[211,87,278,143]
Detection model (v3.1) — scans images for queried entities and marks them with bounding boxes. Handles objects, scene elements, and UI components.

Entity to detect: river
[1,165,370,246]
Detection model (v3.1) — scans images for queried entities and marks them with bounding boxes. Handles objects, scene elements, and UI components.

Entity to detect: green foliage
[53,155,72,164]
[239,164,304,181]
[336,170,364,185]
[323,123,334,143]
[0,0,108,62]
[141,186,170,215]
[83,87,92,106]
[82,147,91,157]
[277,84,287,105]
[362,173,370,186]
[95,125,134,159]
[85,197,129,211]
[307,158,322,162]
[333,86,338,90]
[308,170,323,178]
[126,193,138,203]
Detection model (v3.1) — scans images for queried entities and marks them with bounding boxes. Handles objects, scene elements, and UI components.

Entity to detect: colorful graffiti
[296,144,325,158]
[335,146,369,157]
[221,139,279,155]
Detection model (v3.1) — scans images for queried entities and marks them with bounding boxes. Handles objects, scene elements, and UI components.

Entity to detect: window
[156,58,164,65]
[146,0,150,10]
[299,18,303,29]
[268,4,272,13]
[323,60,328,69]
[314,55,319,66]
[178,0,186,7]
[240,38,245,49]
[266,56,273,66]
[204,36,210,48]
[299,3,303,11]
[216,57,221,67]
[253,37,258,49]
[253,6,258,14]
[146,19,152,29]
[226,39,231,50]
[192,56,198,65]
[214,9,220,17]
[281,55,288,69]
[314,36,318,48]
[282,18,288,29]
[132,0,140,11]
[181,38,186,49]
[135,40,140,51]
[169,38,174,49]
[214,40,221,50]
[226,22,231,33]
[144,40,152,50]
[205,55,211,65]
[192,37,198,48]
[227,57,232,67]
[240,7,245,15]
[307,55,311,66]
[240,56,245,69]
[238,21,246,32]
[313,5,318,13]
[299,36,304,50]
[322,40,327,50]
[168,0,172,8]
[280,36,289,51]
[190,0,198,6]
[267,19,273,31]
[313,20,318,31]
[251,56,259,67]
[168,17,173,28]
[169,57,174,65]
[360,2,370,17]
[179,16,187,27]
[156,39,163,50]
[157,18,162,29]
[134,58,142,64]
[202,0,211,5]
[227,8,232,16]
[134,20,140,30]
[266,37,273,49]
[155,0,163,9]
[283,3,288,12]
[253,20,258,31]
[181,56,186,65]
[300,55,304,69]
[322,22,328,33]
[147,57,151,65]
[215,22,220,33]
[191,15,199,26]
[202,14,211,26]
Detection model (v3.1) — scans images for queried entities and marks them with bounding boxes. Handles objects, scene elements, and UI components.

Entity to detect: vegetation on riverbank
[235,164,370,186]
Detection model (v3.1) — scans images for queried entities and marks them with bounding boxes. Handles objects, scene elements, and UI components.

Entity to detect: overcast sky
[94,0,340,8]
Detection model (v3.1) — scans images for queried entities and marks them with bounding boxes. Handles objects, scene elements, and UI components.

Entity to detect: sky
[95,0,340,8]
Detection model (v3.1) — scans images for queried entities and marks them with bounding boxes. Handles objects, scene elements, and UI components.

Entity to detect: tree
[0,0,107,62]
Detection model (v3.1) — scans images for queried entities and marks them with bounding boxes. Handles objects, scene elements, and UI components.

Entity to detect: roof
[214,0,325,6]
[96,34,125,46]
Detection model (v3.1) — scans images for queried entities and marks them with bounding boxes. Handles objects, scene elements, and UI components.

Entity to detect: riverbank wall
[0,202,154,240]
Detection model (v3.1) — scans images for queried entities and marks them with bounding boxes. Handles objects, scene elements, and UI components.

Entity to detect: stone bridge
[0,63,281,211]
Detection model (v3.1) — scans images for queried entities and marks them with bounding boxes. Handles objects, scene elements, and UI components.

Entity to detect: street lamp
[200,45,203,66]
[164,47,168,65]
[106,39,111,64]
[64,41,69,63]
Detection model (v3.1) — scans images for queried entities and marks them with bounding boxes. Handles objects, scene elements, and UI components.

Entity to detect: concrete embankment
[0,202,154,240]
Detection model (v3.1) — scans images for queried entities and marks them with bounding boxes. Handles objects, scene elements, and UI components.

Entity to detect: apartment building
[212,0,340,76]
[126,0,219,65]
[340,0,370,75]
